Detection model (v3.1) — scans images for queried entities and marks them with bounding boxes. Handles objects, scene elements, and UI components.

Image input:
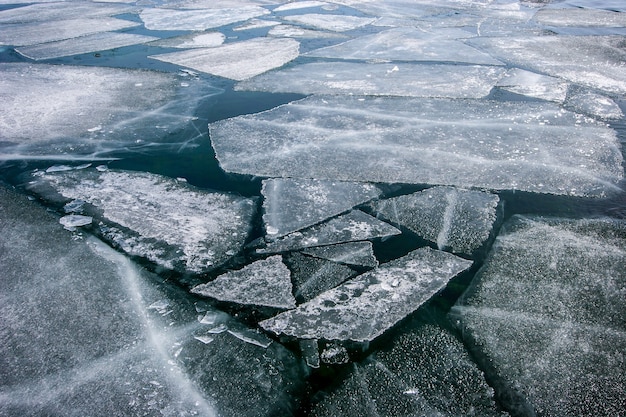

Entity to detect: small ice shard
[227,328,273,348]
[63,199,85,214]
[320,344,350,364]
[261,177,381,239]
[237,62,505,98]
[282,13,376,32]
[191,255,296,309]
[139,6,270,31]
[533,8,626,27]
[285,252,357,302]
[59,214,93,231]
[450,215,626,416]
[497,68,569,103]
[566,90,624,120]
[149,32,225,49]
[257,210,401,255]
[193,334,215,345]
[260,247,472,342]
[302,241,378,268]
[149,37,300,80]
[299,339,320,368]
[370,187,499,254]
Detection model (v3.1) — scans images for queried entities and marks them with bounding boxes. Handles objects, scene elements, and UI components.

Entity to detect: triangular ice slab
[191,255,296,309]
[257,210,401,254]
[139,6,269,30]
[261,177,381,239]
[497,68,568,103]
[260,247,472,342]
[302,241,378,268]
[371,187,499,254]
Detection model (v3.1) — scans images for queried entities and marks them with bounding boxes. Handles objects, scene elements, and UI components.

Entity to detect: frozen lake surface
[0,0,624,416]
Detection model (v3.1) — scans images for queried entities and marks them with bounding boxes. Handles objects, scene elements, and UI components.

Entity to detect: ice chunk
[450,215,626,416]
[191,255,296,309]
[305,27,503,65]
[227,328,273,348]
[30,169,256,274]
[59,214,93,231]
[237,62,505,98]
[260,247,472,342]
[0,1,136,23]
[533,8,626,27]
[15,32,158,60]
[209,95,623,197]
[234,18,281,31]
[467,35,626,95]
[302,241,378,268]
[149,37,300,80]
[149,32,225,49]
[281,13,376,32]
[268,24,348,38]
[285,252,357,302]
[320,344,350,364]
[139,6,270,30]
[370,187,499,254]
[274,1,329,11]
[257,210,401,254]
[299,339,320,368]
[261,177,381,238]
[566,90,624,120]
[496,68,569,103]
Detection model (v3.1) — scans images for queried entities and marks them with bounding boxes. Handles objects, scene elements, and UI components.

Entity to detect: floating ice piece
[534,8,626,27]
[320,344,350,364]
[149,32,225,48]
[302,241,378,268]
[30,169,256,274]
[497,68,568,103]
[268,24,347,38]
[261,177,381,238]
[227,328,273,348]
[233,18,280,31]
[371,187,499,254]
[191,256,296,309]
[305,27,503,65]
[282,13,376,32]
[260,247,472,342]
[0,1,136,23]
[566,90,624,120]
[257,210,401,254]
[59,214,93,231]
[286,252,357,302]
[210,95,623,197]
[274,1,329,11]
[450,215,626,416]
[139,6,270,30]
[149,37,300,80]
[15,32,158,60]
[559,0,626,12]
[299,339,320,368]
[467,35,626,95]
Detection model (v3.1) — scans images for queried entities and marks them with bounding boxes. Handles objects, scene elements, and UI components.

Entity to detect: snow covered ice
[139,6,269,31]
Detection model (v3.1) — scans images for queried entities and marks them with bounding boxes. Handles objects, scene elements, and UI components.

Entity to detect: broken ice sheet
[268,24,348,38]
[260,247,472,342]
[450,215,626,416]
[29,169,256,274]
[237,62,505,98]
[0,1,136,23]
[281,13,376,32]
[256,210,400,254]
[566,89,624,120]
[209,95,623,197]
[273,1,330,12]
[533,8,626,27]
[148,32,225,49]
[191,255,296,309]
[370,187,499,254]
[139,6,270,31]
[496,68,569,103]
[302,241,378,268]
[261,177,381,238]
[149,37,300,81]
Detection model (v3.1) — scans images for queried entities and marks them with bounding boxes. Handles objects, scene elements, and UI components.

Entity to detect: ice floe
[285,252,357,302]
[149,32,225,49]
[0,1,136,23]
[149,37,300,80]
[260,247,472,342]
[566,90,624,120]
[139,6,270,31]
[268,24,348,38]
[496,68,569,103]
[282,13,376,31]
[59,214,93,231]
[302,241,378,268]
[261,177,381,238]
[209,95,623,197]
[533,8,626,27]
[273,1,330,12]
[370,187,499,254]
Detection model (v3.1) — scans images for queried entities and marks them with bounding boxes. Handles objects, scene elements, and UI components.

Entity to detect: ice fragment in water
[533,8,626,27]
[370,187,499,254]
[149,37,300,80]
[299,339,320,368]
[149,32,225,49]
[320,344,350,364]
[274,1,329,11]
[450,215,626,416]
[227,328,273,348]
[261,177,381,238]
[281,13,376,32]
[260,247,472,342]
[59,214,93,231]
[0,1,136,23]
[192,255,296,309]
[566,90,624,120]
[257,210,401,254]
[496,68,569,103]
[302,241,378,268]
[139,6,269,30]
[268,24,347,38]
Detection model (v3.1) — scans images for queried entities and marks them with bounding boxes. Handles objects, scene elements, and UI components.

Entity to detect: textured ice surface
[210,95,623,197]
[468,35,626,95]
[233,18,280,31]
[257,210,401,254]
[533,8,626,27]
[149,38,300,80]
[302,241,378,268]
[260,247,472,342]
[149,32,225,49]
[496,68,568,103]
[0,1,135,23]
[305,27,503,65]
[237,62,505,98]
[566,90,624,120]
[282,13,376,32]
[299,339,320,368]
[274,1,329,11]
[30,169,256,274]
[15,32,158,60]
[450,215,626,416]
[371,187,499,254]
[261,177,381,238]
[139,6,269,30]
[268,24,347,38]
[191,256,296,309]
[59,214,93,231]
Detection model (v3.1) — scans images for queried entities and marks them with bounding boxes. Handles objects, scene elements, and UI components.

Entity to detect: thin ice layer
[149,32,225,48]
[260,247,472,342]
[496,68,568,103]
[302,241,378,268]
[533,8,626,27]
[237,62,505,98]
[30,169,256,274]
[285,252,357,302]
[210,95,623,197]
[149,38,300,80]
[450,216,626,416]
[566,90,624,120]
[282,13,376,32]
[257,210,401,254]
[371,187,499,254]
[261,177,381,238]
[191,256,297,309]
[139,6,269,30]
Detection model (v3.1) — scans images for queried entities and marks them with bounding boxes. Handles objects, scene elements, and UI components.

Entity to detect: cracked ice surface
[29,169,256,274]
[260,247,472,342]
[533,8,626,27]
[496,68,569,103]
[450,215,626,416]
[302,241,378,268]
[281,13,376,32]
[210,95,623,197]
[139,6,270,31]
[0,1,136,23]
[370,187,499,254]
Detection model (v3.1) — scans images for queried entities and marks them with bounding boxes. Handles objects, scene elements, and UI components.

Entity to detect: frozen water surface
[566,90,624,120]
[0,1,136,23]
[285,252,357,302]
[273,1,330,12]
[496,68,569,103]
[281,13,376,32]
[260,247,472,342]
[302,241,378,268]
[210,95,623,197]
[533,8,626,27]
[139,6,270,31]
[268,24,348,38]
[149,32,225,49]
